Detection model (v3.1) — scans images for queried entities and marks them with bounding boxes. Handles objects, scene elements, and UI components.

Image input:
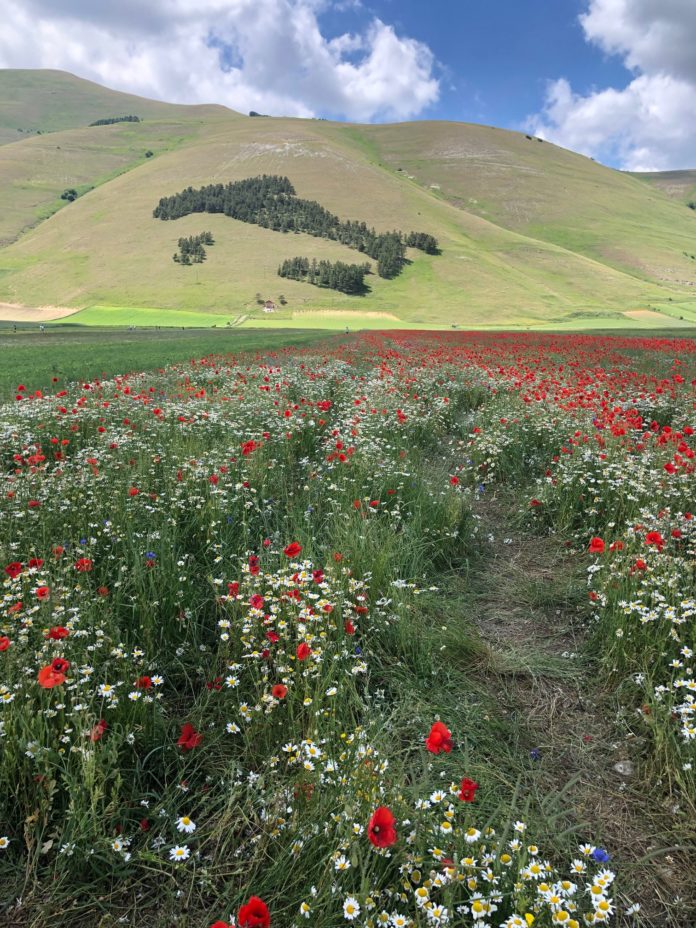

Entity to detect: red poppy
[248,555,260,575]
[344,620,356,635]
[90,719,107,742]
[238,896,270,928]
[4,562,23,579]
[28,558,44,569]
[271,684,288,699]
[249,594,265,610]
[177,722,203,750]
[128,487,139,497]
[296,642,311,661]
[458,777,479,802]
[135,675,152,689]
[38,659,69,688]
[283,542,302,558]
[36,586,50,600]
[425,721,453,754]
[368,806,397,847]
[74,557,93,572]
[0,636,10,651]
[645,531,665,551]
[210,923,233,928]
[449,476,460,486]
[588,537,605,554]
[227,581,240,596]
[97,586,109,597]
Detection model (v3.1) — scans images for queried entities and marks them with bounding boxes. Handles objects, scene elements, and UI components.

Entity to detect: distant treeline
[278,256,369,294]
[173,232,214,265]
[89,115,141,126]
[153,175,439,280]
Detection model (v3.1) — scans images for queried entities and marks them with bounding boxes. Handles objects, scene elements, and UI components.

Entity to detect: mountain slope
[348,121,696,288]
[0,70,238,246]
[629,169,696,208]
[0,70,695,329]
[0,69,232,145]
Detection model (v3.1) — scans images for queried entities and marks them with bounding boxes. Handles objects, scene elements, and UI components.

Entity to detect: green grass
[57,305,240,327]
[0,69,233,143]
[0,325,328,399]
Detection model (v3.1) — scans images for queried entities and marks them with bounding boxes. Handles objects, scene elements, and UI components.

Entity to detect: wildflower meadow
[0,331,694,927]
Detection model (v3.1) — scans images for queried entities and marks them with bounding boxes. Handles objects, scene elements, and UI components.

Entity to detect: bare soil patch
[0,302,79,321]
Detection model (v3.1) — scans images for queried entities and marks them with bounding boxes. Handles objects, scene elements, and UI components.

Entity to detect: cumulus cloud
[0,0,439,122]
[528,0,696,170]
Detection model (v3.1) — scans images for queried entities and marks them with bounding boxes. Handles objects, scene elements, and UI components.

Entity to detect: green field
[0,70,694,329]
[57,305,242,327]
[0,325,328,399]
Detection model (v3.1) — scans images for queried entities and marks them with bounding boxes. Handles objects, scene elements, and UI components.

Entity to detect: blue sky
[318,0,629,129]
[1,0,695,170]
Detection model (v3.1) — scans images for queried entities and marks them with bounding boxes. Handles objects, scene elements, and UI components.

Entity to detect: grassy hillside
[0,70,237,245]
[629,169,696,207]
[0,70,695,329]
[350,121,696,288]
[0,69,230,144]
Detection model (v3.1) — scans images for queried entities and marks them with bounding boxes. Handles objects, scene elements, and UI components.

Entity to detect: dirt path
[468,491,695,928]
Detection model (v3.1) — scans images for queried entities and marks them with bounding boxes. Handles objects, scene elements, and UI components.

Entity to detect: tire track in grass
[464,490,695,928]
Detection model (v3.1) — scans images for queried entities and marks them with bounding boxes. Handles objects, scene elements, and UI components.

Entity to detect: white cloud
[0,0,439,122]
[528,0,696,170]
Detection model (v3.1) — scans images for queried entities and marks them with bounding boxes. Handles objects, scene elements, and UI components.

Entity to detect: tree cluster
[61,188,78,202]
[405,231,440,254]
[89,115,141,126]
[153,175,439,280]
[278,256,369,294]
[173,232,214,265]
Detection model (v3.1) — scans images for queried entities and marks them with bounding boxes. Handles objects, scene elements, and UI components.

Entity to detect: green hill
[629,169,696,208]
[0,69,230,144]
[0,69,695,329]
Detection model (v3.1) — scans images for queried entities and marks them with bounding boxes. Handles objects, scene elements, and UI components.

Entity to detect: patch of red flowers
[458,777,479,802]
[367,805,397,847]
[238,896,270,928]
[177,722,203,750]
[425,721,453,754]
[38,657,70,688]
[90,719,108,742]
